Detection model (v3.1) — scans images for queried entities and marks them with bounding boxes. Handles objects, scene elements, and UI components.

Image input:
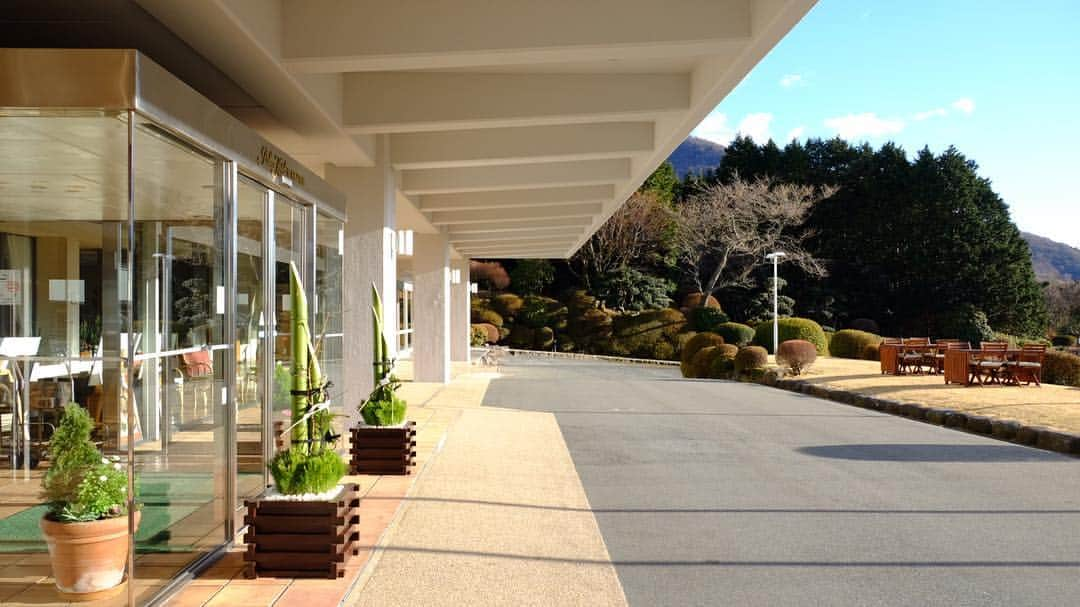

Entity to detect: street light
[764,251,787,354]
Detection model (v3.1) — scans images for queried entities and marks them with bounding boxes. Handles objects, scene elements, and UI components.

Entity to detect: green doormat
[0,473,215,554]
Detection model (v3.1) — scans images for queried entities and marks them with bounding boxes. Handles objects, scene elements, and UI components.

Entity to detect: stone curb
[505,348,680,367]
[766,378,1080,457]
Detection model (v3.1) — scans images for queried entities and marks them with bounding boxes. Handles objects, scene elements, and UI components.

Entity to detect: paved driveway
[484,356,1080,607]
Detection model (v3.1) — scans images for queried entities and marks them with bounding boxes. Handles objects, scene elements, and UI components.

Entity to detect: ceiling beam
[428,203,602,226]
[448,228,583,243]
[282,0,751,73]
[419,185,613,213]
[456,240,578,252]
[390,122,653,170]
[400,159,630,195]
[446,217,592,234]
[343,73,689,133]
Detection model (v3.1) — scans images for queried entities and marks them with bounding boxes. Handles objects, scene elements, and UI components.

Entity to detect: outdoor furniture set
[880,339,1046,386]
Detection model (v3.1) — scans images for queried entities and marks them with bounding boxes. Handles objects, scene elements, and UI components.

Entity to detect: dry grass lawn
[792,356,1080,435]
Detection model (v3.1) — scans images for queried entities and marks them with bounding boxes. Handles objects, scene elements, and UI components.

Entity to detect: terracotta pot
[39,510,140,601]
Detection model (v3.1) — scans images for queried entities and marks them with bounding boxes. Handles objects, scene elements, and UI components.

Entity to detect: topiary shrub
[734,345,769,375]
[471,307,504,328]
[687,306,731,333]
[706,344,740,379]
[507,325,535,349]
[776,339,818,376]
[269,448,348,495]
[652,340,676,361]
[472,323,500,344]
[470,325,487,347]
[681,292,721,309]
[518,295,567,330]
[673,331,697,357]
[611,308,686,358]
[490,293,524,319]
[1043,350,1080,387]
[861,342,881,361]
[1051,335,1077,347]
[848,318,880,334]
[680,332,724,377]
[714,322,754,347]
[829,329,882,359]
[752,318,828,354]
[565,306,613,354]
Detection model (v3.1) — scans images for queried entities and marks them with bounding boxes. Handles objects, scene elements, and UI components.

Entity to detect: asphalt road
[484,356,1080,607]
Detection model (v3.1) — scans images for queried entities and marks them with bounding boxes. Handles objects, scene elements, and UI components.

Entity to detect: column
[413,233,450,383]
[325,136,397,423]
[450,258,471,363]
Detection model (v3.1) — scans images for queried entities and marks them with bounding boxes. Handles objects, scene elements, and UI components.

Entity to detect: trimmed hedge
[714,322,755,347]
[752,317,828,354]
[472,323,500,344]
[471,307,504,328]
[1043,350,1080,387]
[680,332,724,377]
[829,329,882,359]
[687,306,730,333]
[734,346,768,375]
[705,344,740,379]
[776,339,818,375]
[681,292,721,309]
[490,293,525,318]
[862,342,881,361]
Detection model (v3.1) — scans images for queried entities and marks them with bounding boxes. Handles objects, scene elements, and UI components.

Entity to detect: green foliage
[518,295,567,330]
[490,293,525,319]
[1043,350,1080,386]
[273,361,291,412]
[938,306,995,346]
[508,325,535,348]
[641,161,679,205]
[680,332,724,377]
[1051,335,1078,347]
[681,292,721,309]
[359,282,407,428]
[862,342,881,361]
[705,344,740,379]
[752,317,827,354]
[471,306,504,328]
[472,323,498,345]
[688,346,718,379]
[509,259,555,295]
[713,322,755,347]
[734,346,769,375]
[269,449,347,495]
[42,404,129,522]
[776,339,818,375]
[594,266,675,311]
[687,306,731,333]
[652,340,677,361]
[361,389,407,426]
[609,308,685,358]
[829,329,882,359]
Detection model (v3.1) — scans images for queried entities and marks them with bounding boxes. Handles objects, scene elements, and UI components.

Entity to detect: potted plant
[244,262,358,579]
[39,403,138,600]
[350,284,416,475]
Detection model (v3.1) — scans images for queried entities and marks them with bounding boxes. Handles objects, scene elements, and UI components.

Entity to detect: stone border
[505,348,679,367]
[758,375,1080,457]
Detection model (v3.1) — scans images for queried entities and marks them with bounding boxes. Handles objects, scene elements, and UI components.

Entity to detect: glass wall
[0,110,341,605]
[397,280,414,353]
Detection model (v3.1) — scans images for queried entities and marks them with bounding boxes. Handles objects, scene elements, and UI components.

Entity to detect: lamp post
[764,252,787,354]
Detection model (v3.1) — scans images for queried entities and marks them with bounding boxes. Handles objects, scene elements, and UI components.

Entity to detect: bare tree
[570,191,673,290]
[675,176,836,301]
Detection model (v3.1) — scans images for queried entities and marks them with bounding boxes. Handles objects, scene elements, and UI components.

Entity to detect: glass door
[237,177,268,505]
[271,196,307,450]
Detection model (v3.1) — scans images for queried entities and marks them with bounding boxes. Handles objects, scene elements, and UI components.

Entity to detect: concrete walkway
[346,368,627,607]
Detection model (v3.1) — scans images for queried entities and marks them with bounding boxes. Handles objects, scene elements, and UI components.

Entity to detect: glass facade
[0,71,345,604]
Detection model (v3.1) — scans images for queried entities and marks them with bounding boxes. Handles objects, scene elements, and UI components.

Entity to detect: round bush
[705,344,740,379]
[680,332,724,377]
[673,331,697,356]
[490,293,524,318]
[848,318,880,334]
[714,322,755,347]
[1043,350,1080,387]
[472,323,500,345]
[681,292,721,309]
[829,329,882,359]
[687,306,730,333]
[861,342,881,361]
[752,318,827,354]
[776,339,818,375]
[507,325,534,349]
[471,307,504,328]
[734,345,769,375]
[652,340,676,361]
[1051,335,1077,347]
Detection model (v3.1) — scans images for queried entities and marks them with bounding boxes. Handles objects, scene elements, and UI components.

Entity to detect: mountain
[1023,232,1080,281]
[668,136,725,178]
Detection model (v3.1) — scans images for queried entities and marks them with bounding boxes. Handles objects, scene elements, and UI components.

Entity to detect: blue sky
[692,0,1080,248]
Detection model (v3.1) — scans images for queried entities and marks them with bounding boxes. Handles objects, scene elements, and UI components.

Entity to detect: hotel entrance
[0,50,345,605]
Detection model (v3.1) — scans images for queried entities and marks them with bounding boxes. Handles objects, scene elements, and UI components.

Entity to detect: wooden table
[943,349,1024,386]
[879,343,941,375]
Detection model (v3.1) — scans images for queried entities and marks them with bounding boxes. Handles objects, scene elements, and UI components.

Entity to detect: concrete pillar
[413,233,450,383]
[450,259,471,363]
[325,136,397,422]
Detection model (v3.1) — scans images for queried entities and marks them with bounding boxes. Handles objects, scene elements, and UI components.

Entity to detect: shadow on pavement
[797,443,1066,462]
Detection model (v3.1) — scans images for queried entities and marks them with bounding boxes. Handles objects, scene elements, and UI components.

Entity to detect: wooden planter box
[242,483,360,579]
[350,422,416,475]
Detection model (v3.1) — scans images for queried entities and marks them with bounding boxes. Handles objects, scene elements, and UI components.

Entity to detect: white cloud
[737,113,773,142]
[951,97,976,114]
[779,74,804,88]
[824,113,905,139]
[785,126,806,141]
[913,108,947,121]
[691,110,735,145]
